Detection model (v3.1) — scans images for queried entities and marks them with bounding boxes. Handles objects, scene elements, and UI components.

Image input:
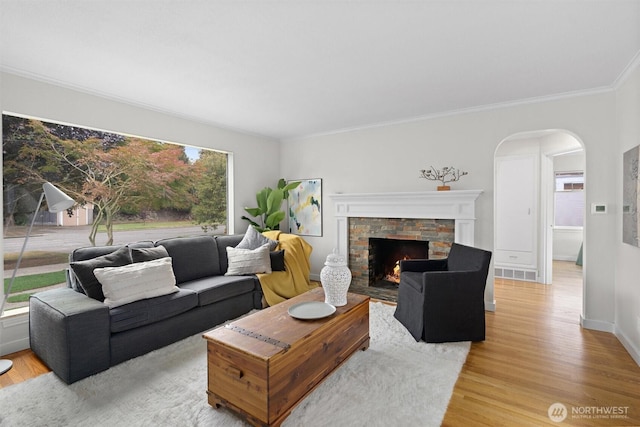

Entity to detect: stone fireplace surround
[329,190,483,287]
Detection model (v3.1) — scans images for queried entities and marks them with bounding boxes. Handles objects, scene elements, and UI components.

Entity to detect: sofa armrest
[29,288,111,384]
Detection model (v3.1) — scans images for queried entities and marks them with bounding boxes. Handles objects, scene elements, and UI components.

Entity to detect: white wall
[0,72,281,355]
[281,90,619,337]
[615,63,640,365]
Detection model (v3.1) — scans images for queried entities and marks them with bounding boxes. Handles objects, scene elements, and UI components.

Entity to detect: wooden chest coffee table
[203,287,370,427]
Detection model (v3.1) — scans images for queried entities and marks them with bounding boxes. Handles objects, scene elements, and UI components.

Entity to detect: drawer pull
[226,366,243,379]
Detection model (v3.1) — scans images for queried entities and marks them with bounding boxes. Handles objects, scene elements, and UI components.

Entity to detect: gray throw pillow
[236,226,277,250]
[69,246,132,301]
[131,246,170,263]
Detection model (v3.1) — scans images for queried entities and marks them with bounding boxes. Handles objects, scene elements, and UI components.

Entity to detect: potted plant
[242,179,301,232]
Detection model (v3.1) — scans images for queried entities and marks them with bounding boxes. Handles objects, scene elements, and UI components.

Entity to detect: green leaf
[240,216,261,229]
[266,189,284,215]
[256,188,270,213]
[265,211,285,229]
[281,180,300,199]
[282,181,300,192]
[244,207,262,217]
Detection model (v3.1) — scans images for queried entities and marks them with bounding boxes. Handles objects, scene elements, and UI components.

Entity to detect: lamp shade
[42,182,74,213]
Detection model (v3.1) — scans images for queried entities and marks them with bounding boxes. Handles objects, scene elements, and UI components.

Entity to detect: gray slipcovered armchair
[393,243,492,343]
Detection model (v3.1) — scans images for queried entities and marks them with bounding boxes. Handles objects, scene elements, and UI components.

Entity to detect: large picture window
[2,114,229,313]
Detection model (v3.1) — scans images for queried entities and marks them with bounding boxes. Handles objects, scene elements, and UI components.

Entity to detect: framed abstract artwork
[288,179,322,236]
[623,145,640,247]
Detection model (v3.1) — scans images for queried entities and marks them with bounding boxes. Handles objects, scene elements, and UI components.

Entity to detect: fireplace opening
[368,238,429,288]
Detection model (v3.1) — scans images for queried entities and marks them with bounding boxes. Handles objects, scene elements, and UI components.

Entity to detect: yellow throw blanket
[258,231,314,306]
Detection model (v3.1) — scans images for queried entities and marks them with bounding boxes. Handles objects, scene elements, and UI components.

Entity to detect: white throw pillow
[225,243,272,275]
[93,257,179,308]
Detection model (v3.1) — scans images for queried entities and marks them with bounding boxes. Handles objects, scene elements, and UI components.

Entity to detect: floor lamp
[0,182,75,375]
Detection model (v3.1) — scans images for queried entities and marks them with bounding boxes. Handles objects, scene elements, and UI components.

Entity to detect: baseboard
[0,311,30,356]
[615,327,640,367]
[553,256,579,262]
[485,299,496,312]
[580,315,615,333]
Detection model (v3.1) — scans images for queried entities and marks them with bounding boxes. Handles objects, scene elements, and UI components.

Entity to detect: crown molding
[285,86,615,142]
[613,50,640,90]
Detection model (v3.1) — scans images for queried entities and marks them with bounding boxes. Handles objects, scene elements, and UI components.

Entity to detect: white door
[495,155,538,270]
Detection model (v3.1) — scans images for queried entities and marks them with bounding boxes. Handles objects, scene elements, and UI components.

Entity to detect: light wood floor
[2,262,639,426]
[443,261,640,426]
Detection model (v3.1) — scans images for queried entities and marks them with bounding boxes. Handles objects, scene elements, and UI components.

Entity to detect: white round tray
[288,301,336,320]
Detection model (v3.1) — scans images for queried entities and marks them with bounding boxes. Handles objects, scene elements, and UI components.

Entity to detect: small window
[554,171,584,227]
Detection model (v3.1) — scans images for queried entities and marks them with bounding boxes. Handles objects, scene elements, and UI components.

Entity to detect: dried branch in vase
[419,166,468,186]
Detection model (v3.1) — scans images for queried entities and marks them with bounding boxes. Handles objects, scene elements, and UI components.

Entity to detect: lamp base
[0,358,13,375]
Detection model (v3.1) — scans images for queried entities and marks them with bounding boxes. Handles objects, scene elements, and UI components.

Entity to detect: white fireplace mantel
[329,190,483,256]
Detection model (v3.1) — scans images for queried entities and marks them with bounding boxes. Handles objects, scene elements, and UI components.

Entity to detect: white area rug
[0,302,470,427]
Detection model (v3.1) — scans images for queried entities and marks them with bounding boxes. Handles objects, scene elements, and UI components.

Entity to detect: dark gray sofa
[29,234,263,384]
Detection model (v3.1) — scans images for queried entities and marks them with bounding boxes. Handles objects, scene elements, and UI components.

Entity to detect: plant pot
[437,185,451,191]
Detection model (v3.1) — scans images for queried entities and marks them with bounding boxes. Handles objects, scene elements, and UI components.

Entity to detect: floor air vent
[495,267,537,282]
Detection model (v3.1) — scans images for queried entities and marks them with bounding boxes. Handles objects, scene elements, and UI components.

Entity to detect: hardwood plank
[0,349,49,388]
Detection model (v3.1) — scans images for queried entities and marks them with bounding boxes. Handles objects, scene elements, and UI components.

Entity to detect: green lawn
[97,220,196,231]
[4,270,67,303]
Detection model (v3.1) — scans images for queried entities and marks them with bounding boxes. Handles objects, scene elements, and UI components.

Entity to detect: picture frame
[623,145,639,247]
[287,179,322,236]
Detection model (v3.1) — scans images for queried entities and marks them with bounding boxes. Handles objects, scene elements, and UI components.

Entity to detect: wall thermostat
[591,203,607,214]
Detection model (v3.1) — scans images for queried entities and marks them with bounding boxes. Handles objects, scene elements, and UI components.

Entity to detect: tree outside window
[2,114,229,311]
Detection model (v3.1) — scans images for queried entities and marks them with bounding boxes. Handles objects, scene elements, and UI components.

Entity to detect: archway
[494,130,585,293]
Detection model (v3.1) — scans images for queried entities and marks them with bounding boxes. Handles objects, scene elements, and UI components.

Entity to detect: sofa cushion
[68,242,154,293]
[225,243,272,275]
[109,288,198,333]
[94,257,179,308]
[215,234,243,272]
[155,235,220,283]
[69,247,132,301]
[179,275,258,306]
[131,246,170,263]
[236,226,277,250]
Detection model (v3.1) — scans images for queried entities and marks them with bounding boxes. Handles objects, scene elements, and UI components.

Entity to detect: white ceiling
[1,1,639,140]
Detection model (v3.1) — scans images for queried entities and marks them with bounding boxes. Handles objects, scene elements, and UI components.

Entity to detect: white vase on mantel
[320,249,352,307]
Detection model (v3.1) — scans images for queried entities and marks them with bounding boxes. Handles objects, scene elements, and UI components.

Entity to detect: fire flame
[384,256,409,284]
